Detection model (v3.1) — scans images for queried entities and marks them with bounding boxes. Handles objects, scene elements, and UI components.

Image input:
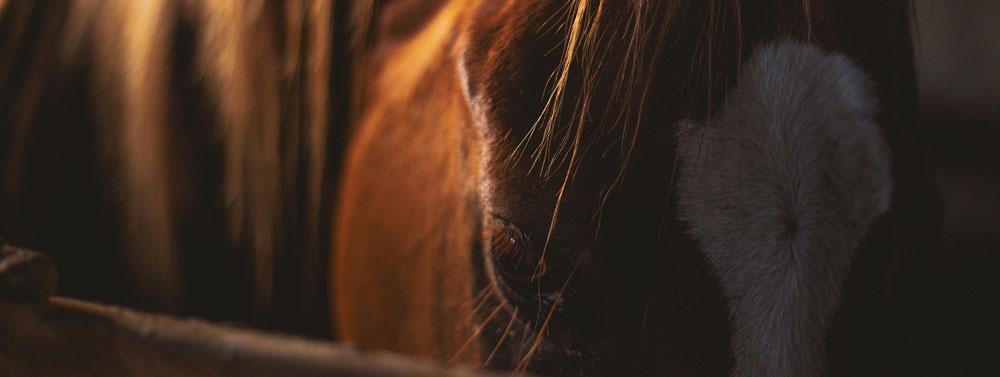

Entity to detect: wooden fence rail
[0,244,504,377]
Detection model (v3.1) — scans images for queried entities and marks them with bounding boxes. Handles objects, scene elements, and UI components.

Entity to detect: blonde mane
[1,0,335,317]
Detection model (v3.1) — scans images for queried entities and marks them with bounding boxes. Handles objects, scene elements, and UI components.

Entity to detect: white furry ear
[675,40,892,377]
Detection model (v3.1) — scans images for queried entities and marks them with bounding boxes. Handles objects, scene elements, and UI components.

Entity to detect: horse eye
[484,217,564,309]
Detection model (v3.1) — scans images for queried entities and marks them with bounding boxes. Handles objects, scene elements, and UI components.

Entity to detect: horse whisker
[483,308,519,368]
[462,283,497,327]
[447,302,505,367]
[514,257,583,372]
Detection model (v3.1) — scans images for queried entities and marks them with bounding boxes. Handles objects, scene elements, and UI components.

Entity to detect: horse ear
[675,40,892,377]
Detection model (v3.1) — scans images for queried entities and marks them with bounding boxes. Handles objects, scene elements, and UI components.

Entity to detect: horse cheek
[333,58,483,364]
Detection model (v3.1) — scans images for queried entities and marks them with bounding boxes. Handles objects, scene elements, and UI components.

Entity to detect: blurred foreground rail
[0,245,503,377]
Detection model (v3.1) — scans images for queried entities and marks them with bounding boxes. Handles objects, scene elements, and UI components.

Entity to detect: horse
[334,0,944,376]
[0,0,962,375]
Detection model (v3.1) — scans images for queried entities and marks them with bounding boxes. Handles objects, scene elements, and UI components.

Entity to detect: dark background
[905,1,1000,373]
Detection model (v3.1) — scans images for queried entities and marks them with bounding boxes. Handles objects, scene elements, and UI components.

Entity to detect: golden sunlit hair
[195,0,333,320]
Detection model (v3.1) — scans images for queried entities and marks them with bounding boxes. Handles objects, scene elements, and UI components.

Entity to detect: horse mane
[1,0,336,320]
[192,1,334,318]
